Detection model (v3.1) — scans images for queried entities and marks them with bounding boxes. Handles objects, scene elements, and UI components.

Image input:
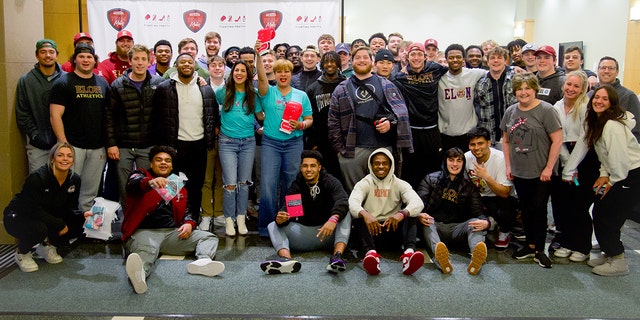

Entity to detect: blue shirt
[259,85,312,141]
[215,88,263,139]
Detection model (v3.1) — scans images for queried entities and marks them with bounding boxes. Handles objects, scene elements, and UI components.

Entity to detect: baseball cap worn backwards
[36,39,57,51]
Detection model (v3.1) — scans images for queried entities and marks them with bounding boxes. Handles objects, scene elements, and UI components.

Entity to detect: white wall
[343,0,517,48]
[343,0,629,79]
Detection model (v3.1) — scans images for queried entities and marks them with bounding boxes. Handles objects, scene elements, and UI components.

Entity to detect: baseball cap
[117,30,134,41]
[335,43,350,54]
[74,43,95,56]
[535,45,556,57]
[73,32,93,45]
[36,39,57,51]
[521,43,538,53]
[375,49,394,63]
[424,38,439,48]
[407,42,426,53]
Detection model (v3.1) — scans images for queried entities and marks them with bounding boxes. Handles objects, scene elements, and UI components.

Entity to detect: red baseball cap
[407,42,426,53]
[73,32,93,45]
[117,30,134,41]
[424,38,438,49]
[535,45,556,57]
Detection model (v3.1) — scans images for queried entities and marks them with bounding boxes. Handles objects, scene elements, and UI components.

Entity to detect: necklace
[309,182,320,199]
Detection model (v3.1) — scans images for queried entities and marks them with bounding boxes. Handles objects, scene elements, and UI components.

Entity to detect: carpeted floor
[1,221,640,319]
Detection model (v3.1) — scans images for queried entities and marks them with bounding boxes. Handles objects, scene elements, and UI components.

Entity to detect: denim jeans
[259,135,303,236]
[218,133,256,219]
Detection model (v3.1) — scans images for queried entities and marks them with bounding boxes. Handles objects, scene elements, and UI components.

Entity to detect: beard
[353,63,372,75]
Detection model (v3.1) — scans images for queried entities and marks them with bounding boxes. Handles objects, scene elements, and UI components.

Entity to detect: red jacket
[98,52,131,84]
[121,168,195,240]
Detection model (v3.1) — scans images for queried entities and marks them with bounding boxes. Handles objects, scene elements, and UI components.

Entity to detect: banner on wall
[87,0,340,60]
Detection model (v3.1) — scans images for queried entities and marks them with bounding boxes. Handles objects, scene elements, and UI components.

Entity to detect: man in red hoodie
[121,145,224,294]
[98,30,134,84]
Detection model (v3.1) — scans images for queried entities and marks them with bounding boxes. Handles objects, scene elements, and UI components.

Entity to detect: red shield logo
[259,10,283,30]
[107,8,130,31]
[183,10,206,33]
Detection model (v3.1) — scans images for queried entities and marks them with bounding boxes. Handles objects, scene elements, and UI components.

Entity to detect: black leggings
[3,209,84,253]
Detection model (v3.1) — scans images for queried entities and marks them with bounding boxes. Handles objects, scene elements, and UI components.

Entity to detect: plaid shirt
[327,75,413,158]
[474,68,517,143]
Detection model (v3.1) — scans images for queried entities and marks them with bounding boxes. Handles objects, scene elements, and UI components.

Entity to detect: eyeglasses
[598,66,617,71]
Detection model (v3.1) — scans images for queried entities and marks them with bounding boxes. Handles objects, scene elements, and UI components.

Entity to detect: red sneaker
[401,251,424,275]
[362,251,381,275]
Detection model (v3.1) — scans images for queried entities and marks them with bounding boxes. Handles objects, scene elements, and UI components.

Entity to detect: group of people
[4,29,640,295]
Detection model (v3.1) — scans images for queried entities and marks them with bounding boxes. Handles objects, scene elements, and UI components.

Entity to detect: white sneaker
[188,258,225,277]
[553,247,572,258]
[15,251,38,272]
[126,253,147,294]
[237,215,248,235]
[198,216,212,231]
[225,217,236,236]
[569,251,588,262]
[35,244,63,264]
[213,216,226,227]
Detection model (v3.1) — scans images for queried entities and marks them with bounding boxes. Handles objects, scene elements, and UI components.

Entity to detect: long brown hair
[585,85,624,148]
[223,60,256,115]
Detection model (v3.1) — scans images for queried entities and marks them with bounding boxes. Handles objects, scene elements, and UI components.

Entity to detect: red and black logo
[183,9,206,33]
[259,10,282,30]
[107,8,130,31]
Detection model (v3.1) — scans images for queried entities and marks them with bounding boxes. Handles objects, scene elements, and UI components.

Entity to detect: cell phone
[593,187,605,195]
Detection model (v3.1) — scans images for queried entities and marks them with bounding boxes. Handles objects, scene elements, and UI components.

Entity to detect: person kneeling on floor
[349,148,425,276]
[121,146,224,294]
[417,147,489,275]
[261,150,351,274]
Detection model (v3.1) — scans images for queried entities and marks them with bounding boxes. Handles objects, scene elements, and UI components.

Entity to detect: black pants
[593,167,640,256]
[353,216,418,252]
[402,127,442,189]
[550,149,599,254]
[513,177,551,251]
[3,209,84,253]
[482,196,517,232]
[441,133,470,154]
[174,139,207,221]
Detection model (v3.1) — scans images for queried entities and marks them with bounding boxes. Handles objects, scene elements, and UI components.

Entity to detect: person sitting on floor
[121,145,224,294]
[464,127,518,250]
[349,148,425,276]
[260,150,351,274]
[417,147,489,275]
[3,142,86,272]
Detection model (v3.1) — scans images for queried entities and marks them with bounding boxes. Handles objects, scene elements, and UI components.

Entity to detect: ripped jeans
[218,133,256,219]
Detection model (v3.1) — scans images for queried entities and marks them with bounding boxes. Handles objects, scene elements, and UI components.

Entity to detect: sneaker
[15,251,38,272]
[326,253,347,273]
[534,252,552,268]
[494,232,511,250]
[592,256,629,276]
[569,251,589,262]
[400,250,424,275]
[434,242,453,274]
[35,244,63,264]
[362,251,381,275]
[588,253,609,267]
[468,242,487,275]
[513,246,535,260]
[213,216,226,227]
[126,253,147,294]
[187,258,225,277]
[225,217,236,237]
[553,247,572,258]
[198,216,212,231]
[260,258,301,274]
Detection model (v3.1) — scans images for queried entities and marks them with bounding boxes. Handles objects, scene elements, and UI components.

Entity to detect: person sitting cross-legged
[417,147,489,275]
[260,150,351,274]
[121,146,224,294]
[349,148,425,276]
